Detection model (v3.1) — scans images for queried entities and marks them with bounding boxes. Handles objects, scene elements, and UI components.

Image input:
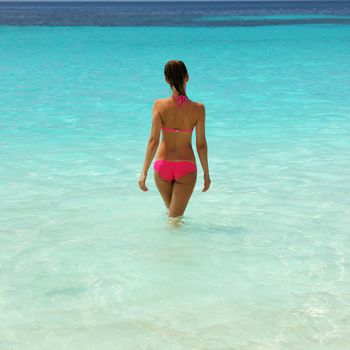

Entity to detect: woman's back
[156,96,201,162]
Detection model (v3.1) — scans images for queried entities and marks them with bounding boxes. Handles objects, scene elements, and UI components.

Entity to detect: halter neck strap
[174,94,188,108]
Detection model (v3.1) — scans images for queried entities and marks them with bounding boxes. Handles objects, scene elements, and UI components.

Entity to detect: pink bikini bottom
[154,159,197,182]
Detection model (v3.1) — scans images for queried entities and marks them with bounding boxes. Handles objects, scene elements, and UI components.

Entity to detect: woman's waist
[156,146,195,162]
[158,142,193,151]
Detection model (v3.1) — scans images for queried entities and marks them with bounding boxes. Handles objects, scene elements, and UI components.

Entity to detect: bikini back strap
[162,127,193,133]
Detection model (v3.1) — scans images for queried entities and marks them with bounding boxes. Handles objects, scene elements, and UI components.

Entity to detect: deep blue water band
[1,1,350,26]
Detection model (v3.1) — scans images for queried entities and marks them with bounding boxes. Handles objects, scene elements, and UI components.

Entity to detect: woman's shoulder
[187,99,205,110]
[191,101,205,116]
[195,101,205,108]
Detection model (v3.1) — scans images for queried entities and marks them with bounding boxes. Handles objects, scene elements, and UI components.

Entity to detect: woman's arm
[139,100,162,191]
[195,103,211,192]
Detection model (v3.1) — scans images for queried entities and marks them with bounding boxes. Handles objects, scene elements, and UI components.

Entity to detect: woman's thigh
[168,172,197,217]
[154,170,174,208]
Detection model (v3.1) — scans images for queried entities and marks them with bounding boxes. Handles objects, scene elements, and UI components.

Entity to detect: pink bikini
[154,159,197,182]
[153,94,197,181]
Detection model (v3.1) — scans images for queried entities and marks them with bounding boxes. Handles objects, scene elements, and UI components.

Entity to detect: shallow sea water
[1,11,350,350]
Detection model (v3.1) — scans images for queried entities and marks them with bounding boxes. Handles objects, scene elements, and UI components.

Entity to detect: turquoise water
[1,24,350,349]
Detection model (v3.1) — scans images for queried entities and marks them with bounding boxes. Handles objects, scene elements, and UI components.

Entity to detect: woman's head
[164,60,189,97]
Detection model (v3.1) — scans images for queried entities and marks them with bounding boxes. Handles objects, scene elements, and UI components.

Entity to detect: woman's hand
[138,172,149,192]
[202,174,211,192]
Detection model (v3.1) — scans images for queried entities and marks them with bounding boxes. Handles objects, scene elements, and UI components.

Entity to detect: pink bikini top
[162,94,193,133]
[161,126,193,133]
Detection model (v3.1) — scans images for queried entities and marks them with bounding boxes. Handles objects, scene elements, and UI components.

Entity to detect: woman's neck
[171,92,186,97]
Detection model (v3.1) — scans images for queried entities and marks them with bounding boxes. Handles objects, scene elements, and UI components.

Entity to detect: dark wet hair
[164,60,188,97]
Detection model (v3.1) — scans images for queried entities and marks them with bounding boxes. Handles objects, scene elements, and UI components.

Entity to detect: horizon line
[1,0,349,2]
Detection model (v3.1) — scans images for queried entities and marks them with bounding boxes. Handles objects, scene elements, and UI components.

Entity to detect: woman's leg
[168,171,197,218]
[154,171,174,209]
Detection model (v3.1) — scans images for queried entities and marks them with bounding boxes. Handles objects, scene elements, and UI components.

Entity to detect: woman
[139,60,211,223]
